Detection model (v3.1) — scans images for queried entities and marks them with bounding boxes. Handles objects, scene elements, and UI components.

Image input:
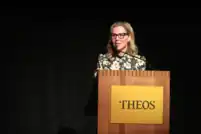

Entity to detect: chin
[116,47,124,51]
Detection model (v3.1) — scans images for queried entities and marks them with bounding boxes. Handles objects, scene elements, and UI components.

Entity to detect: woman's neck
[117,48,127,57]
[117,51,125,57]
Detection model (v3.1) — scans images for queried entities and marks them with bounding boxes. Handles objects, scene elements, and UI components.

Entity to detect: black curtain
[5,8,200,134]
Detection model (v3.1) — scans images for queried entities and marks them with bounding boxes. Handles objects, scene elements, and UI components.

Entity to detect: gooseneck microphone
[122,51,154,70]
[113,45,154,70]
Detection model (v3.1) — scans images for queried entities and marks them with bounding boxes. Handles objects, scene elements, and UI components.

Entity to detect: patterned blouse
[85,52,146,116]
[94,53,146,77]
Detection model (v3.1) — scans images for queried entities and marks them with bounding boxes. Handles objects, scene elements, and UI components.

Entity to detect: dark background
[4,8,200,134]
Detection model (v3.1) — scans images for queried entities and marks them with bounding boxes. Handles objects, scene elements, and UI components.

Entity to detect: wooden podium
[97,70,170,134]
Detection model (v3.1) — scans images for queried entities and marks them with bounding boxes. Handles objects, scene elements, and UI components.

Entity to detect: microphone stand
[119,51,155,70]
[107,45,155,70]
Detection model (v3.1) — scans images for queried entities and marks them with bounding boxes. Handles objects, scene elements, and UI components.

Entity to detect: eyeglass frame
[111,33,129,39]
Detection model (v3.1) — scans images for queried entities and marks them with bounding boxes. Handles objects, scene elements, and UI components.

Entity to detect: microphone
[113,45,154,70]
[122,51,154,70]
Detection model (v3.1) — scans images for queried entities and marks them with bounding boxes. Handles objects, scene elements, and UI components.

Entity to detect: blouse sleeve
[94,54,104,78]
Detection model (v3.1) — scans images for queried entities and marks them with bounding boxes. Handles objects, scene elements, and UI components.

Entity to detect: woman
[94,21,146,77]
[84,21,146,134]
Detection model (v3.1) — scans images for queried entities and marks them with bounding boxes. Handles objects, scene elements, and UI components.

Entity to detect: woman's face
[111,26,130,52]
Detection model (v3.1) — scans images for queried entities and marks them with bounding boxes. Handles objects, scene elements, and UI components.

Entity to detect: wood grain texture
[98,70,170,134]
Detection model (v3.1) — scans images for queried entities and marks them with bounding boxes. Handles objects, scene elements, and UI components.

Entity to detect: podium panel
[97,70,170,134]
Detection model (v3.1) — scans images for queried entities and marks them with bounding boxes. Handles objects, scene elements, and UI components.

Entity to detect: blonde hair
[106,21,138,56]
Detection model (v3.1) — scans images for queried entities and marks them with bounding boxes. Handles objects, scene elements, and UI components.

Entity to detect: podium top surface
[98,70,170,77]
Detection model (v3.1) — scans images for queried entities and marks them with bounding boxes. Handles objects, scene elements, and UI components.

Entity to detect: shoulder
[134,54,146,62]
[98,53,111,58]
[97,53,112,61]
[127,54,146,70]
[127,54,146,63]
[98,53,105,59]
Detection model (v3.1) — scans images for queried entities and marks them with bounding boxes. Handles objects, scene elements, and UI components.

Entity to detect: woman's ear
[128,35,131,42]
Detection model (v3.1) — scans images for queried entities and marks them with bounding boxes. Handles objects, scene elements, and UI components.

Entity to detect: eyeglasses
[111,33,128,39]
